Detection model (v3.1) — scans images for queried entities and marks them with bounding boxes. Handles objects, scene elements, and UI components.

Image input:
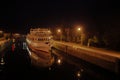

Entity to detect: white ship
[26,28,54,67]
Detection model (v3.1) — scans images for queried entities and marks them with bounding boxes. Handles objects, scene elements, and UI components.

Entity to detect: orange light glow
[57,29,61,33]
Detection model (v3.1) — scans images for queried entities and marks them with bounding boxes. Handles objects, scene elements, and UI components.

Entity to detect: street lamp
[77,28,81,31]
[48,30,51,33]
[57,29,62,41]
[77,27,83,45]
[57,29,61,33]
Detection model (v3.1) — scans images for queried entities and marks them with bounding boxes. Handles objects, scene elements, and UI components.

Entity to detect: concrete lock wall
[52,41,120,74]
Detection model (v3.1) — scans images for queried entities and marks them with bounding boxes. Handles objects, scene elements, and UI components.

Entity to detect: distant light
[12,39,15,42]
[77,28,81,31]
[0,31,3,34]
[15,33,20,35]
[48,30,51,33]
[57,29,61,33]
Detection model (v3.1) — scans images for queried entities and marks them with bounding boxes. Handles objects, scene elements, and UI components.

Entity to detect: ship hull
[27,44,54,68]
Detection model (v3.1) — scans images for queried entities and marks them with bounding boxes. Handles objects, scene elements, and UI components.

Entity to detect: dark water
[0,40,119,80]
[50,48,119,80]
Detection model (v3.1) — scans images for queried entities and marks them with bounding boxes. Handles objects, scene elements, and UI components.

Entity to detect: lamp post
[57,29,61,33]
[77,27,83,45]
[77,28,81,31]
[57,29,62,41]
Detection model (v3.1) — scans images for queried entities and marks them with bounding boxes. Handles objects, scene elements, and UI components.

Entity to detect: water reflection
[0,58,5,65]
[49,67,51,71]
[30,48,119,80]
[76,71,81,77]
[57,59,61,64]
[54,48,119,80]
[56,58,63,66]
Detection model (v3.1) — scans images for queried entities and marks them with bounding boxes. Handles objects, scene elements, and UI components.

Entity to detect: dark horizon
[0,0,120,34]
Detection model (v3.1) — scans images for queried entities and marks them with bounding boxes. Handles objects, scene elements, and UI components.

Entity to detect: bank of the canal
[52,41,120,74]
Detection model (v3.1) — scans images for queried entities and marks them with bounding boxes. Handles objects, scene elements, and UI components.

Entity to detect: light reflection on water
[30,48,119,80]
[50,49,119,80]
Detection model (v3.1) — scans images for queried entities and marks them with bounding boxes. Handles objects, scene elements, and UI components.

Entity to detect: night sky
[0,0,120,34]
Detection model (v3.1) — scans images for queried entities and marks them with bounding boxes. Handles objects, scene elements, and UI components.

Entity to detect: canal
[0,39,119,80]
[50,47,119,80]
